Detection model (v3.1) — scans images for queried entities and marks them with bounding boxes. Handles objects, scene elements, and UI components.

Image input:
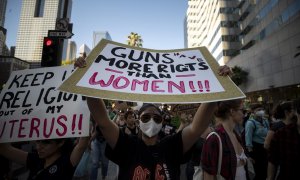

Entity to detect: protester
[0,136,89,180]
[75,56,232,179]
[264,101,295,150]
[177,113,193,132]
[159,112,177,139]
[201,99,250,180]
[89,117,109,180]
[267,99,300,180]
[122,110,140,136]
[113,110,126,128]
[245,103,269,180]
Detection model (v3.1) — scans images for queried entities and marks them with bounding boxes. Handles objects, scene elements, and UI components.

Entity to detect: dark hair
[272,101,293,119]
[138,103,162,116]
[124,110,135,120]
[215,99,243,119]
[52,138,74,155]
[249,103,263,111]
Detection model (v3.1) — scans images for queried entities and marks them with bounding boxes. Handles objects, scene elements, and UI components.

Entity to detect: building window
[34,0,45,17]
[221,21,238,28]
[223,49,240,57]
[222,35,239,42]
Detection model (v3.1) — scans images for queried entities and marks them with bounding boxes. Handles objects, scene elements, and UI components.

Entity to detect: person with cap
[74,56,232,179]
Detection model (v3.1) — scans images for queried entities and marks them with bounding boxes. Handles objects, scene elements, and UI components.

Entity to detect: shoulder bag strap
[206,131,223,175]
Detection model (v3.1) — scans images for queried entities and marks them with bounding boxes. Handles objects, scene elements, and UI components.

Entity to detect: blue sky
[5,0,188,54]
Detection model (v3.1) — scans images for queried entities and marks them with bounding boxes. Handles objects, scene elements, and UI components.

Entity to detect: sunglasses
[140,114,163,123]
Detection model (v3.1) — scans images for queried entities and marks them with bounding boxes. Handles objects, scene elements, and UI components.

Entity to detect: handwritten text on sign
[77,44,224,95]
[59,39,245,103]
[0,66,90,143]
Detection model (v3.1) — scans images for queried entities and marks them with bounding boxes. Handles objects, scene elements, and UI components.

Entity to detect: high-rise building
[0,0,7,27]
[0,26,7,55]
[227,0,300,103]
[186,0,300,103]
[79,44,91,55]
[186,0,241,65]
[0,0,7,56]
[65,40,77,61]
[93,31,112,48]
[15,0,72,63]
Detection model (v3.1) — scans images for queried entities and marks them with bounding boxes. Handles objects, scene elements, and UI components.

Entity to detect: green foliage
[171,115,181,128]
[127,32,143,47]
[231,66,248,86]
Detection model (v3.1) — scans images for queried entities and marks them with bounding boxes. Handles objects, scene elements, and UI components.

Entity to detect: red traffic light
[44,38,54,46]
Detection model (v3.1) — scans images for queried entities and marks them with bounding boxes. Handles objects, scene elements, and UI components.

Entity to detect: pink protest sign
[0,65,90,143]
[59,39,245,103]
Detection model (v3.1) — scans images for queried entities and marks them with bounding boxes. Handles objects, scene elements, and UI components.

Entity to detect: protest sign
[59,39,245,103]
[0,65,90,143]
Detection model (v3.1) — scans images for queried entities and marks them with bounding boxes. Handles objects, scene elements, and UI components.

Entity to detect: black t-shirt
[189,137,205,166]
[106,130,189,180]
[121,126,139,136]
[26,152,75,180]
[0,155,9,180]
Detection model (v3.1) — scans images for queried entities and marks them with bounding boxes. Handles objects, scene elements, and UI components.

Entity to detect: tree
[231,66,248,86]
[61,59,75,66]
[127,32,143,47]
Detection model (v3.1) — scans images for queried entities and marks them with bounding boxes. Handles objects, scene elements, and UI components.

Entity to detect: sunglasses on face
[140,114,163,123]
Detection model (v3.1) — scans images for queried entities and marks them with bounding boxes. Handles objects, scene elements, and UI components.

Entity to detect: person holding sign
[0,137,89,180]
[75,56,232,179]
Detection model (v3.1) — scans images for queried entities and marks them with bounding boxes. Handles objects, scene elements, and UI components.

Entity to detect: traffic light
[41,37,61,67]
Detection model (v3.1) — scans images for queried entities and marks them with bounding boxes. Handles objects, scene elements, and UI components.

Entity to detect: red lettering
[131,79,149,91]
[29,117,40,138]
[133,166,150,180]
[89,72,114,87]
[9,120,18,138]
[43,118,55,138]
[78,114,83,135]
[88,73,196,94]
[155,164,165,180]
[152,80,164,92]
[56,115,67,136]
[113,76,130,89]
[18,119,28,138]
[168,81,185,93]
[1,114,84,141]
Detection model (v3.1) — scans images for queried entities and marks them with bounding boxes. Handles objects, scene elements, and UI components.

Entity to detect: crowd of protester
[1,96,300,180]
[1,57,299,180]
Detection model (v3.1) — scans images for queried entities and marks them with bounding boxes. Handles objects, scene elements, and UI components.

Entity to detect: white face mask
[255,110,265,117]
[139,118,162,138]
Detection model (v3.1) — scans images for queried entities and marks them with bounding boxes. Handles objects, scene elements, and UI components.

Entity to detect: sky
[5,0,188,54]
